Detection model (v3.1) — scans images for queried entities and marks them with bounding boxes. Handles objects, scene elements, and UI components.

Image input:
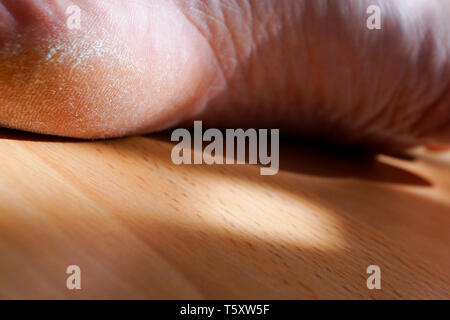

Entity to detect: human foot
[0,0,449,151]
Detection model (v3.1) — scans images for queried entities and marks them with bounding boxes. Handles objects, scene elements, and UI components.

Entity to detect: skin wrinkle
[406,31,450,139]
[180,5,231,88]
[222,0,252,84]
[392,1,450,135]
[234,0,259,110]
[337,2,397,140]
[298,2,328,135]
[320,1,356,134]
[177,0,250,128]
[390,21,437,131]
[176,3,231,114]
[356,3,393,136]
[254,1,284,110]
[293,1,350,141]
[380,13,426,132]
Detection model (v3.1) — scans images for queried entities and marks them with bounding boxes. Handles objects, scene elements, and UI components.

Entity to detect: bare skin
[0,0,448,151]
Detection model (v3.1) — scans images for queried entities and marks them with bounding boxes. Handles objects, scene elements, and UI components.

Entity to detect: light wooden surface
[0,129,448,299]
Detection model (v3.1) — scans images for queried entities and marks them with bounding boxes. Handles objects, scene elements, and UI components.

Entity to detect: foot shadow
[147,131,432,187]
[279,138,431,186]
[0,127,432,186]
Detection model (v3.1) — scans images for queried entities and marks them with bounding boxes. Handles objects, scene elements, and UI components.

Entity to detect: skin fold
[0,0,448,151]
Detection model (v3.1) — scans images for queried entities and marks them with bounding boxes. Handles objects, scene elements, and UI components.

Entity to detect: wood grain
[0,129,448,299]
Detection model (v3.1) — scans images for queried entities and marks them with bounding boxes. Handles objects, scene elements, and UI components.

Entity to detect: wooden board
[0,128,448,299]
